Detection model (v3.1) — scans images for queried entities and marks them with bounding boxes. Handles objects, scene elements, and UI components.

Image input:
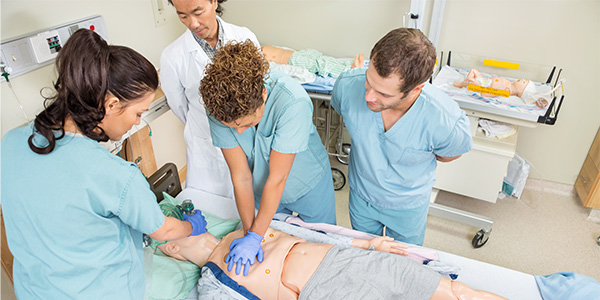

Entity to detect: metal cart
[308,91,350,191]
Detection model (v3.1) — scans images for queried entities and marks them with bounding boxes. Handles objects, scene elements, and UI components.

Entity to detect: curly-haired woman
[200,40,336,276]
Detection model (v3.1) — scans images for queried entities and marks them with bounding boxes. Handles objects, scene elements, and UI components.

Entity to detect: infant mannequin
[160,227,508,300]
[454,68,548,108]
[261,45,365,78]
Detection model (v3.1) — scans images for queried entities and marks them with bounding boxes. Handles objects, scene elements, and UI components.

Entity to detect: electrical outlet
[151,0,169,27]
[29,30,62,63]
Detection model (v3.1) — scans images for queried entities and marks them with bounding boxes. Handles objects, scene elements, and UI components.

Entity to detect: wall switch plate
[151,0,169,27]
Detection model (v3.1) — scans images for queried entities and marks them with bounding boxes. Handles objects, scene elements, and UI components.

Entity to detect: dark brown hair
[200,40,268,123]
[167,0,227,16]
[28,29,158,154]
[370,28,436,95]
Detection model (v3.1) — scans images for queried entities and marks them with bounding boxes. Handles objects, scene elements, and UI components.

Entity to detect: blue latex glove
[225,231,264,276]
[182,210,207,236]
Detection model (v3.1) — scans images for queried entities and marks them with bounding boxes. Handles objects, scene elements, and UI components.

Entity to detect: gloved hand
[225,231,264,276]
[182,210,207,236]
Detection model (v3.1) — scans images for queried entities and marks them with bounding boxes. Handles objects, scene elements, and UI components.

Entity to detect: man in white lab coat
[160,0,260,198]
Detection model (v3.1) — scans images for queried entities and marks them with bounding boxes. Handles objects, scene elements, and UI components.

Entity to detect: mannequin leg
[351,53,365,69]
[430,277,508,300]
[454,69,482,88]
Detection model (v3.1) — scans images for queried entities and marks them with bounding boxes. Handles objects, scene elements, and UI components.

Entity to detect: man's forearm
[435,154,462,163]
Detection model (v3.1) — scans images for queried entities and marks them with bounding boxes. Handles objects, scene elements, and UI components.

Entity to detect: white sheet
[438,251,542,300]
[175,188,240,220]
[176,187,542,300]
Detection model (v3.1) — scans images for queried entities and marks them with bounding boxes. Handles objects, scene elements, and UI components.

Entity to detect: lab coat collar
[183,16,227,55]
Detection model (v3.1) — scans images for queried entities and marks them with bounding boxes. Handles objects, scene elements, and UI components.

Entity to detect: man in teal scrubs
[331,28,473,245]
[200,40,336,276]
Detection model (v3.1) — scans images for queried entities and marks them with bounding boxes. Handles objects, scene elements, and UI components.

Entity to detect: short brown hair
[200,40,268,123]
[370,28,436,95]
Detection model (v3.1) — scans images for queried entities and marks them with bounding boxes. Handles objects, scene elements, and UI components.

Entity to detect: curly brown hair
[200,40,269,123]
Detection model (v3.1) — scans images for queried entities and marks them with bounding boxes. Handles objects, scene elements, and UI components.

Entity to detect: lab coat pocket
[187,135,233,195]
[395,147,433,166]
[191,135,225,168]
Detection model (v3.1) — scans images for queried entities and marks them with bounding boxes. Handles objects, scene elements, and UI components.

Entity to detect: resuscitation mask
[142,199,195,248]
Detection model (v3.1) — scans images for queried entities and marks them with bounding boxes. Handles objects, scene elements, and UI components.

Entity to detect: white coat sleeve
[249,31,260,48]
[160,51,188,124]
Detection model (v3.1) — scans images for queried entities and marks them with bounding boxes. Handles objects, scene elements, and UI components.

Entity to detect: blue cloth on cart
[534,272,600,300]
[302,76,337,94]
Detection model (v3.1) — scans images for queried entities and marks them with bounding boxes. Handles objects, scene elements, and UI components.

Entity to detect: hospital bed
[144,163,543,300]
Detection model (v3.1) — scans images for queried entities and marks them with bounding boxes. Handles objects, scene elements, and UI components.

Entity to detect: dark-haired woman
[1,29,207,299]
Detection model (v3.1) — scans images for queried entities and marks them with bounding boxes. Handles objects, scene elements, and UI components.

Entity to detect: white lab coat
[160,17,260,198]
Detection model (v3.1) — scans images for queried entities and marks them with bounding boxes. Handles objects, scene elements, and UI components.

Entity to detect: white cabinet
[435,114,518,202]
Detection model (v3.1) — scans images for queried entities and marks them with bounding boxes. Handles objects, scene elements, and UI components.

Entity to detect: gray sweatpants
[299,246,441,300]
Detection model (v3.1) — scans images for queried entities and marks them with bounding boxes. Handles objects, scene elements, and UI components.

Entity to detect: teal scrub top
[1,124,165,299]
[209,70,329,204]
[331,68,473,209]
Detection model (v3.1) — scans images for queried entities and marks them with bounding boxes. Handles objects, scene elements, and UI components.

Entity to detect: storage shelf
[472,126,518,157]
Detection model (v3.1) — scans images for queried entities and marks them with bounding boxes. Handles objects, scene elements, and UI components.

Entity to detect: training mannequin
[160,228,508,300]
[453,68,548,108]
[261,45,365,78]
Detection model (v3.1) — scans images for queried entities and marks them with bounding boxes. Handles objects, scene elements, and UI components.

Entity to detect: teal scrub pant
[275,171,337,225]
[349,190,429,245]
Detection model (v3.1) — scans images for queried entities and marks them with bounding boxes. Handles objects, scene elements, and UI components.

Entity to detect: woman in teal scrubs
[200,40,336,276]
[1,29,207,299]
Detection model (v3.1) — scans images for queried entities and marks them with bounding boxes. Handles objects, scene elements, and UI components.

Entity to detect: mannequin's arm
[431,277,508,300]
[351,236,409,255]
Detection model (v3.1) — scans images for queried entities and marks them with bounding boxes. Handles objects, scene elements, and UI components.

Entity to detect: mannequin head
[158,232,221,267]
[511,79,549,107]
[150,196,226,267]
[510,78,531,98]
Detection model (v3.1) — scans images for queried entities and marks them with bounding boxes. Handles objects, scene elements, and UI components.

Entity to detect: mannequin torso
[207,228,331,300]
